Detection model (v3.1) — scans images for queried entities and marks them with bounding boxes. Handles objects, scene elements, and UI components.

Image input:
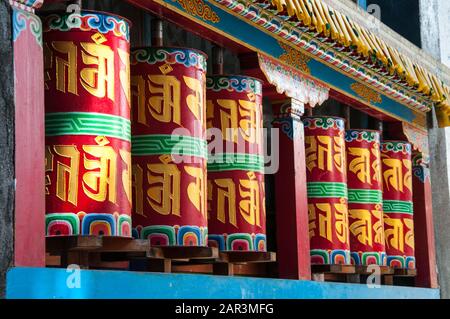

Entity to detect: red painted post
[272,100,311,280]
[12,3,45,266]
[412,153,438,288]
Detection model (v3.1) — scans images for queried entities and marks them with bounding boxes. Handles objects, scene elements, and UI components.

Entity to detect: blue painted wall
[6,268,440,299]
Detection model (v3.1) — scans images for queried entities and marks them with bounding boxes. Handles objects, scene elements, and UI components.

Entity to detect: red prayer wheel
[303,117,350,264]
[43,11,132,237]
[206,75,266,251]
[381,141,415,269]
[130,47,208,246]
[346,130,386,266]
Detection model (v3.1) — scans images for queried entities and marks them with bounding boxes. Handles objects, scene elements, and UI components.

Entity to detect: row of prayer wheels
[43,12,266,251]
[42,11,416,268]
[304,117,415,269]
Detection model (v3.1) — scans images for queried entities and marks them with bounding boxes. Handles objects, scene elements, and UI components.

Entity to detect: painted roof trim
[264,0,449,112]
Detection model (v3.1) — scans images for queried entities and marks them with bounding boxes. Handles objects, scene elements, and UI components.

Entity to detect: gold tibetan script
[348,147,371,184]
[212,99,261,145]
[349,209,373,246]
[148,75,181,125]
[384,215,405,253]
[308,204,316,239]
[217,99,239,143]
[335,203,349,244]
[147,155,181,216]
[82,137,117,203]
[316,203,333,242]
[46,140,131,206]
[309,202,349,244]
[47,40,130,101]
[382,157,412,192]
[403,159,412,193]
[183,76,204,122]
[372,208,385,245]
[239,99,260,145]
[53,145,80,206]
[404,218,415,250]
[185,166,207,217]
[239,176,261,226]
[305,135,344,173]
[372,144,382,183]
[52,41,77,95]
[80,42,115,101]
[214,178,237,227]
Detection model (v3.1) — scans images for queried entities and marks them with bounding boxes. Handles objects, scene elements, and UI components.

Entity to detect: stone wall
[420,0,450,299]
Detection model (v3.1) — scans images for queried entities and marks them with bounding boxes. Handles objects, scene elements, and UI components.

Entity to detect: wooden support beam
[412,155,438,288]
[272,99,311,280]
[5,2,46,274]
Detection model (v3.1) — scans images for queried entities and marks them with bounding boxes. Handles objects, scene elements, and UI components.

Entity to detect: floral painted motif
[132,47,207,72]
[43,12,130,41]
[206,75,262,94]
[13,8,42,46]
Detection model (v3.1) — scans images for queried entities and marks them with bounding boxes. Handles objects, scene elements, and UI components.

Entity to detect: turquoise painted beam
[152,0,424,127]
[7,268,440,299]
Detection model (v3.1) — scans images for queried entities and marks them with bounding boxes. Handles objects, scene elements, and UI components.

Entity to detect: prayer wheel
[206,75,266,251]
[381,141,415,269]
[303,116,350,264]
[43,11,132,237]
[346,130,386,266]
[131,47,208,246]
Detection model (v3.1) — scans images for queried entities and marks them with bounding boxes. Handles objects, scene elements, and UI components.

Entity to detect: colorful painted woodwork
[43,11,132,237]
[381,141,416,269]
[346,130,386,266]
[206,75,266,251]
[303,117,350,264]
[130,47,208,246]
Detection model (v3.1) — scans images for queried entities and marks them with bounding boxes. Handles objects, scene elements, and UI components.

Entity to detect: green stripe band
[46,112,131,141]
[132,134,207,159]
[307,182,348,199]
[207,153,264,173]
[383,200,414,214]
[348,189,382,204]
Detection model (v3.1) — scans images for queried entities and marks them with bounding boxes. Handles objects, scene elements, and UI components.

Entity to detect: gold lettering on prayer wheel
[303,117,351,265]
[131,47,208,246]
[346,130,386,266]
[43,11,132,237]
[206,75,266,251]
[381,141,415,269]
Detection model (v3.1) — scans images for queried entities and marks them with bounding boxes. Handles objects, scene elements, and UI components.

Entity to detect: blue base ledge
[6,267,440,299]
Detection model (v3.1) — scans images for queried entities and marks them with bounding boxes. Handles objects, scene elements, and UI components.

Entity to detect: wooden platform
[383,268,417,286]
[46,236,277,277]
[212,251,277,277]
[311,264,356,283]
[311,264,408,285]
[355,265,394,275]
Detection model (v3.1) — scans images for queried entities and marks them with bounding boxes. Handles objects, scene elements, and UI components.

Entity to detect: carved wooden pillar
[272,99,311,280]
[11,0,46,267]
[412,152,438,288]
